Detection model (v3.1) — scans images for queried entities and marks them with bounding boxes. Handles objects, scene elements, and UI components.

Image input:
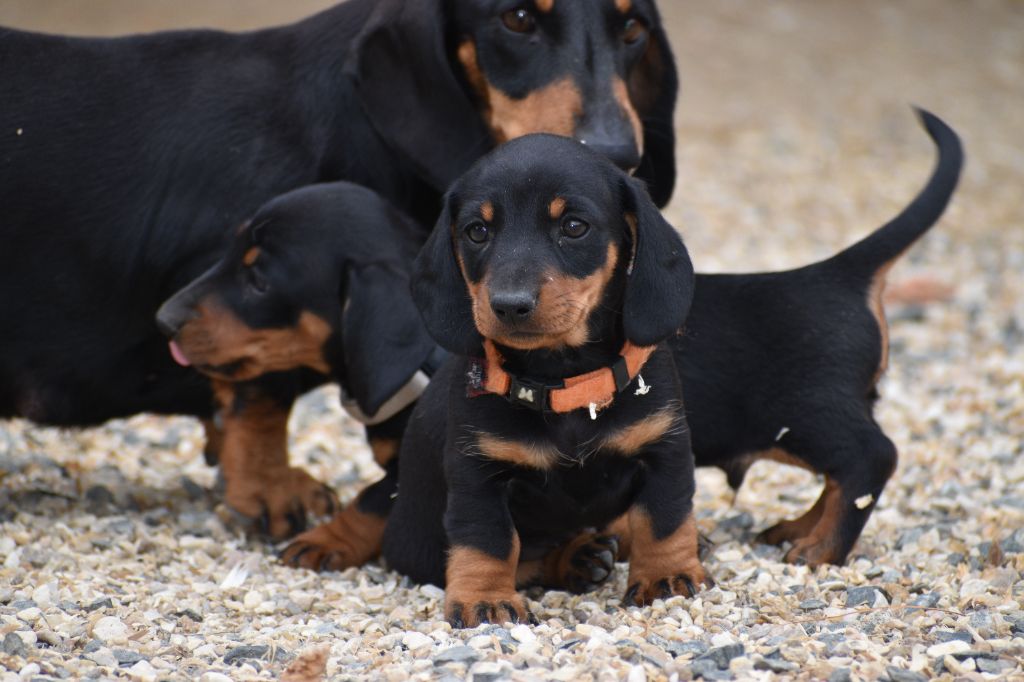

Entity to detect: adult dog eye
[501,7,536,34]
[466,223,490,244]
[623,17,648,45]
[561,218,590,239]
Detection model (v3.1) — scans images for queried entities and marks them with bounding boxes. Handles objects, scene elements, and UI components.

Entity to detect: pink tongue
[169,341,192,367]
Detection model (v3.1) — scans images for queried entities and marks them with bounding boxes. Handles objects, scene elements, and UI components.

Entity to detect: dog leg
[445,532,536,628]
[213,379,338,540]
[756,429,897,566]
[623,510,713,606]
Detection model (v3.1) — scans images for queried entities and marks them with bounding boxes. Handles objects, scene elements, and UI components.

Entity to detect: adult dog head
[351,0,678,206]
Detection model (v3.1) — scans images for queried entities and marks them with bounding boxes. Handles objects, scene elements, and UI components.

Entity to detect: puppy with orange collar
[382,134,711,627]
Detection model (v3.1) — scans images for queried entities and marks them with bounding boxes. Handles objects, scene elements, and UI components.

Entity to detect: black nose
[155,306,181,338]
[585,142,642,171]
[490,290,537,323]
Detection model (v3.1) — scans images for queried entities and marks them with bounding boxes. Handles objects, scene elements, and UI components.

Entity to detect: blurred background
[1,0,1020,273]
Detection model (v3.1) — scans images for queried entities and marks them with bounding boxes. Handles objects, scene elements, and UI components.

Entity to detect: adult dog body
[0,0,677,536]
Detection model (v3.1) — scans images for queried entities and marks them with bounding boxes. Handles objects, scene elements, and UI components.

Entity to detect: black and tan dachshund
[381,134,710,627]
[156,182,440,567]
[275,110,961,576]
[0,0,677,538]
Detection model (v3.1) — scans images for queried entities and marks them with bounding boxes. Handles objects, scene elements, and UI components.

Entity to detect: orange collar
[469,340,656,415]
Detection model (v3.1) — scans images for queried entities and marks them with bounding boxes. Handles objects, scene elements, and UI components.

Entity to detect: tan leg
[623,510,712,606]
[445,533,535,628]
[213,380,338,540]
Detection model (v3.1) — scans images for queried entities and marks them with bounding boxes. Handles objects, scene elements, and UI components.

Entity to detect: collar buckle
[507,376,553,411]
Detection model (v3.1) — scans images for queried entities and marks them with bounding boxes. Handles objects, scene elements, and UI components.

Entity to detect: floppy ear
[628,15,679,209]
[410,194,483,356]
[340,263,439,417]
[348,0,492,192]
[621,177,694,346]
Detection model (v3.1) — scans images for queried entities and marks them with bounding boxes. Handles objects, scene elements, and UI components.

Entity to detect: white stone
[510,624,536,643]
[199,674,234,682]
[128,660,158,682]
[402,631,433,651]
[926,639,971,657]
[86,650,118,668]
[92,616,129,643]
[628,665,647,682]
[15,607,41,624]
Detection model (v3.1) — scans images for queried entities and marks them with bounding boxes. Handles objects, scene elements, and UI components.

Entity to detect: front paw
[224,467,338,540]
[549,532,619,594]
[445,594,538,629]
[623,566,713,606]
[280,505,386,571]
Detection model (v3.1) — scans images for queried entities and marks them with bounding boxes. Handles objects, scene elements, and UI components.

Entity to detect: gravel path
[2,2,1023,680]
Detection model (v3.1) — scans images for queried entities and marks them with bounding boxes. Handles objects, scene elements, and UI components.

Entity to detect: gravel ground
[2,2,1023,680]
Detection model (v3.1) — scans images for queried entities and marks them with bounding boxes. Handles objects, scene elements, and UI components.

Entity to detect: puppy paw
[445,594,538,629]
[279,505,385,571]
[781,538,845,567]
[755,518,809,547]
[623,566,713,606]
[548,532,619,594]
[224,467,338,540]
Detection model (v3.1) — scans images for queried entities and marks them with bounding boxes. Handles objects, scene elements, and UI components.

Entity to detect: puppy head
[352,0,677,205]
[411,134,694,356]
[156,184,435,416]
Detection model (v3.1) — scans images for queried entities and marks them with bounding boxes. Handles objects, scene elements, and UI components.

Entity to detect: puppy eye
[501,7,536,34]
[623,17,648,45]
[466,223,490,244]
[561,218,590,239]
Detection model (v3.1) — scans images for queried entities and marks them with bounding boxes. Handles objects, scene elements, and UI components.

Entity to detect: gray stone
[929,629,971,644]
[1,632,30,657]
[112,649,146,666]
[696,643,744,669]
[845,585,889,607]
[10,599,37,610]
[665,640,708,658]
[886,667,927,682]
[82,598,113,613]
[909,592,940,609]
[799,599,827,610]
[976,657,1008,674]
[754,657,798,673]
[223,645,269,665]
[690,658,733,681]
[81,640,105,654]
[433,646,480,665]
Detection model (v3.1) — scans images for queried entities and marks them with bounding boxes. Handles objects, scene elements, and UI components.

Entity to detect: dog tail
[833,108,963,274]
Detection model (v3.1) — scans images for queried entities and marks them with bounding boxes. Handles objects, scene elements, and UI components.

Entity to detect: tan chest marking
[602,409,677,455]
[476,434,561,470]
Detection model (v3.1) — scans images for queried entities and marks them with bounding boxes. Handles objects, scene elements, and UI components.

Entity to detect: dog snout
[490,289,538,324]
[155,298,195,338]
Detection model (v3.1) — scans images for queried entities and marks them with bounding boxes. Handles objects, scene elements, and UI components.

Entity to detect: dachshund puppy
[382,135,711,627]
[670,109,963,566]
[157,182,440,559]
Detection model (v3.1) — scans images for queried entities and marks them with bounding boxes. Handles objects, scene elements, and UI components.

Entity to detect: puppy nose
[490,291,537,322]
[155,300,188,338]
[585,142,641,172]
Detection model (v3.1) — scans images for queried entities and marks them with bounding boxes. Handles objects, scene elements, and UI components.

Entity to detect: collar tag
[466,358,488,398]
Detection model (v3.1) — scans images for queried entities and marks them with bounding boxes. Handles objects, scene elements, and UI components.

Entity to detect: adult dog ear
[340,263,439,417]
[410,194,483,356]
[628,10,679,209]
[348,0,492,192]
[621,176,694,346]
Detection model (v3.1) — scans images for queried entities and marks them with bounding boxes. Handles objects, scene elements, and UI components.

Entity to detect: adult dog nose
[490,290,537,323]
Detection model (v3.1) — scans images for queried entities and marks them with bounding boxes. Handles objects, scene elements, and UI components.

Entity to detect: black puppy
[382,135,711,628]
[156,182,439,567]
[0,0,677,537]
[668,109,963,566]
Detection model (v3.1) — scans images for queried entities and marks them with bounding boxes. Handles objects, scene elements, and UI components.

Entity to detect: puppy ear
[410,194,483,355]
[629,17,679,209]
[348,0,492,192]
[621,177,694,346]
[341,263,439,417]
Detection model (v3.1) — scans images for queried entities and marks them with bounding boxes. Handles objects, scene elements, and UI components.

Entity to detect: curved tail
[834,108,964,274]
